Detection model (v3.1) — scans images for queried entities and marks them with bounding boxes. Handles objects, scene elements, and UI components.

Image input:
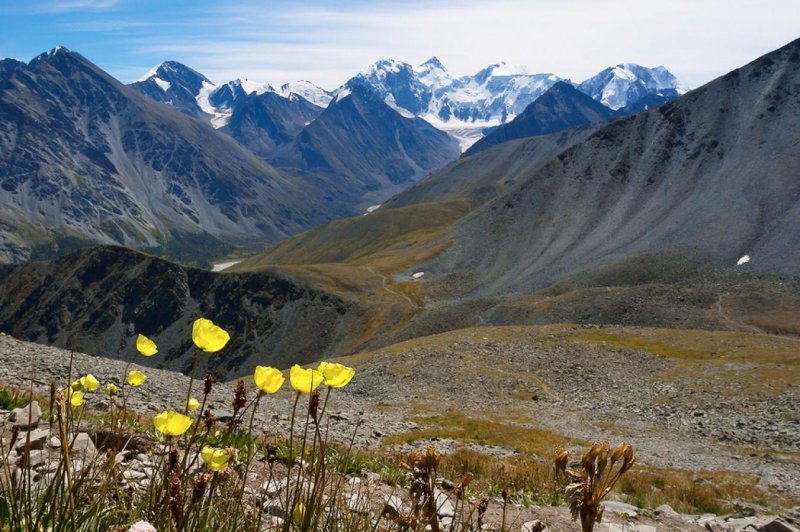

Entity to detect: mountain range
[0,45,686,264]
[0,38,797,378]
[131,56,685,150]
[236,37,800,297]
[0,48,459,263]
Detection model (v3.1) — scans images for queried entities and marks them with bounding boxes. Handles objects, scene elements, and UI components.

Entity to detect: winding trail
[364,266,421,309]
[715,293,767,334]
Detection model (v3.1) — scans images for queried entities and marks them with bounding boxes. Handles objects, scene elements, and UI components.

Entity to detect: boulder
[15,428,50,451]
[9,401,41,428]
[71,433,97,458]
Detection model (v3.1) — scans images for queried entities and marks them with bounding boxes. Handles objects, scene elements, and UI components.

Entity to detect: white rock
[383,494,406,517]
[71,433,97,458]
[262,478,288,496]
[15,427,50,451]
[601,500,639,517]
[433,488,454,517]
[521,521,547,532]
[346,493,370,514]
[9,401,42,428]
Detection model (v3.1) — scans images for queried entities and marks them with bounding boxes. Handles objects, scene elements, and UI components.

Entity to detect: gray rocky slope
[464,82,617,156]
[0,47,336,263]
[424,37,800,296]
[0,246,359,379]
[272,78,461,205]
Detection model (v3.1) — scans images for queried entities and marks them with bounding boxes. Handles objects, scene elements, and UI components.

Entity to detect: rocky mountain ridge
[423,37,800,295]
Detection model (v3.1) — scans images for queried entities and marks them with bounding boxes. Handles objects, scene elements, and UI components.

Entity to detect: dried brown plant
[557,442,637,532]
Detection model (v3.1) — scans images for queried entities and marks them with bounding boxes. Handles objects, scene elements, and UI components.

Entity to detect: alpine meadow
[0,2,798,531]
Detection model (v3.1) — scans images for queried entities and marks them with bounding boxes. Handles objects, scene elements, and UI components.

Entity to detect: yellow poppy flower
[79,374,100,392]
[289,365,323,394]
[186,397,200,411]
[318,362,356,389]
[191,318,230,353]
[127,370,147,387]
[66,389,83,407]
[293,502,305,525]
[153,411,192,436]
[136,334,158,356]
[254,366,285,394]
[105,383,119,396]
[201,446,231,472]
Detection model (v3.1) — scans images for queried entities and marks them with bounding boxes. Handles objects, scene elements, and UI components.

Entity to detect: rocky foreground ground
[1,330,799,531]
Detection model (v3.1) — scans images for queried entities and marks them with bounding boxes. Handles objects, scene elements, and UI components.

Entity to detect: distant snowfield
[419,114,505,151]
[211,260,242,272]
[196,81,232,129]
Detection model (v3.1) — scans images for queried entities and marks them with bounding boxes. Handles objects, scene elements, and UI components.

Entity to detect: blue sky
[1,0,798,90]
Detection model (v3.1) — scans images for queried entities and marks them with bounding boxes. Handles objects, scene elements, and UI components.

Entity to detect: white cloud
[39,0,119,13]
[117,0,799,89]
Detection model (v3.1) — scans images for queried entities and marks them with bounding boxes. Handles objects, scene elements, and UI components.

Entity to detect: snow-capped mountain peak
[486,61,530,77]
[577,63,686,110]
[29,45,78,67]
[280,80,333,108]
[229,77,274,96]
[416,56,453,89]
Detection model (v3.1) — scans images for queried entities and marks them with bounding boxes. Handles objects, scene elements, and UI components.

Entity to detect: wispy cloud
[37,0,120,13]
[4,0,799,90]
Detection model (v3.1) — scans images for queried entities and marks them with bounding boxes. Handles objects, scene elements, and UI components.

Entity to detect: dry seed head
[308,390,320,422]
[192,472,211,504]
[477,496,489,516]
[554,447,570,477]
[169,471,183,525]
[610,442,626,462]
[425,445,441,469]
[55,387,66,415]
[168,449,179,470]
[597,441,609,462]
[232,379,247,413]
[203,372,214,395]
[203,409,215,430]
[622,443,634,463]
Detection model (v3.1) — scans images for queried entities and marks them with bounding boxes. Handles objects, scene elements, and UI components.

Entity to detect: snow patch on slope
[196,81,231,128]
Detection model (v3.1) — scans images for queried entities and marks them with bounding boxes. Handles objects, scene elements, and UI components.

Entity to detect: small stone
[262,479,288,497]
[758,517,800,532]
[15,428,50,451]
[49,437,61,448]
[5,450,20,466]
[115,451,131,464]
[601,500,639,517]
[123,469,147,481]
[263,498,285,517]
[433,488,454,517]
[71,433,97,458]
[9,401,42,428]
[382,495,405,519]
[656,504,680,518]
[22,449,48,468]
[521,520,546,532]
[439,477,455,490]
[346,493,370,515]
